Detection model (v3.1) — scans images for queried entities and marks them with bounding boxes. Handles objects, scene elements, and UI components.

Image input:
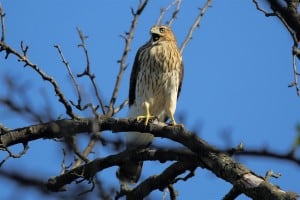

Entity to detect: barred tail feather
[117,103,154,183]
[117,131,153,184]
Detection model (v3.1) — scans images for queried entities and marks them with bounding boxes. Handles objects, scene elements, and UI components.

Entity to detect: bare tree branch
[68,1,148,171]
[0,143,29,167]
[168,0,182,27]
[223,186,242,200]
[124,161,197,200]
[54,44,85,112]
[0,170,47,193]
[254,0,300,96]
[180,0,212,54]
[113,99,129,115]
[76,28,106,114]
[0,23,78,119]
[252,0,276,16]
[47,148,197,192]
[107,0,149,116]
[0,5,5,42]
[0,117,297,199]
[0,123,9,134]
[228,148,300,166]
[156,0,182,26]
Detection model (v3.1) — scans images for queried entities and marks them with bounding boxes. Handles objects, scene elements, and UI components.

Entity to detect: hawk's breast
[134,42,181,119]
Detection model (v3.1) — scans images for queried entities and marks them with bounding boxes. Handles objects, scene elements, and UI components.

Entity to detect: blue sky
[0,1,299,199]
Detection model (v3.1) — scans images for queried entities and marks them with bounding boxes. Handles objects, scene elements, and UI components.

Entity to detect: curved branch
[46,148,197,192]
[0,42,78,119]
[229,148,300,166]
[125,161,196,200]
[1,117,297,199]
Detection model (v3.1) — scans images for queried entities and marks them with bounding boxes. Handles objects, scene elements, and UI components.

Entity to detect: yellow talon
[136,102,155,125]
[170,114,184,127]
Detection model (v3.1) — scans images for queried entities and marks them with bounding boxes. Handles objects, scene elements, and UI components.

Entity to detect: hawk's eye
[159,27,165,33]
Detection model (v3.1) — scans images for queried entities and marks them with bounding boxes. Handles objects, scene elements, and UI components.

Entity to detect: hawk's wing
[177,61,184,99]
[128,42,150,106]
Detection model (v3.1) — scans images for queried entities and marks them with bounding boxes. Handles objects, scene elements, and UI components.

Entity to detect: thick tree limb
[1,117,297,199]
[46,148,197,192]
[125,161,197,200]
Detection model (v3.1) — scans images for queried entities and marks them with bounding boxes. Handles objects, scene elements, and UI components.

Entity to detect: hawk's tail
[116,160,143,184]
[117,132,153,184]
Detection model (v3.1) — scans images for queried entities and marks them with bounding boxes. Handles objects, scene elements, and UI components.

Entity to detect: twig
[255,0,300,96]
[0,123,9,134]
[274,11,298,46]
[0,143,29,167]
[107,0,149,116]
[0,170,47,193]
[72,136,98,169]
[0,42,78,119]
[71,117,104,169]
[290,47,300,96]
[265,170,281,181]
[162,185,177,200]
[226,142,244,156]
[73,143,91,165]
[223,186,242,200]
[125,161,197,200]
[252,0,275,17]
[167,185,177,200]
[77,179,95,196]
[0,5,5,42]
[113,99,128,114]
[275,4,300,96]
[173,167,196,184]
[156,0,181,26]
[74,28,108,171]
[228,148,300,166]
[60,149,73,175]
[168,0,182,27]
[54,44,85,109]
[180,0,212,54]
[0,96,45,123]
[76,27,106,114]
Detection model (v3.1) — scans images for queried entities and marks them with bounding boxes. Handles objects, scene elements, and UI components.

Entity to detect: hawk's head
[150,25,176,44]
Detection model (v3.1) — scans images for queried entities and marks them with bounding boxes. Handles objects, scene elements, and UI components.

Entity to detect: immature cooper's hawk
[117,25,184,183]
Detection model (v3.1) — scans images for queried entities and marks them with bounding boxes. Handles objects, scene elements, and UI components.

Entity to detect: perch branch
[0,117,297,199]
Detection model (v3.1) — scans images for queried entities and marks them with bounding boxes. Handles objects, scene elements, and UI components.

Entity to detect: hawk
[117,25,184,184]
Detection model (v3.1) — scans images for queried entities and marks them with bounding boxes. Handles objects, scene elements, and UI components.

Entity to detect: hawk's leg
[136,102,156,125]
[168,103,184,127]
[170,114,177,125]
[169,114,184,127]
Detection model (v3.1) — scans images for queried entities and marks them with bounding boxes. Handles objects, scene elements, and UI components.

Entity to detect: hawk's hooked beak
[151,33,160,42]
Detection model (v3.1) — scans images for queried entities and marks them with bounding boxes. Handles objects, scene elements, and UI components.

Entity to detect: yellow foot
[136,102,155,125]
[136,114,156,125]
[169,115,184,127]
[170,120,184,127]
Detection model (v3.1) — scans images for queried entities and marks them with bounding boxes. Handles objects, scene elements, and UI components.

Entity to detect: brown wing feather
[177,61,184,99]
[129,42,150,106]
